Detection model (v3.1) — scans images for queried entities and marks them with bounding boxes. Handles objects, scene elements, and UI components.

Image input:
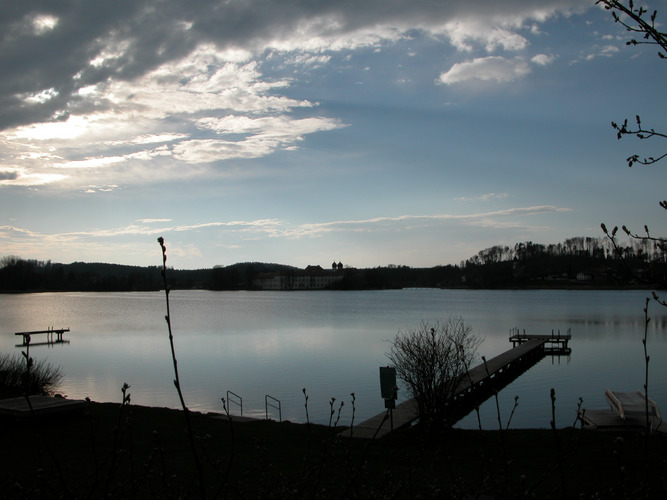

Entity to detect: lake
[1,289,665,429]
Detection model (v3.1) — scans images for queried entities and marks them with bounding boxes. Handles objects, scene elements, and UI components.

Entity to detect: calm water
[1,289,666,429]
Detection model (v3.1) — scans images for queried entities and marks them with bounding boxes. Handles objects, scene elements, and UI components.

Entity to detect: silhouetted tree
[386,317,481,427]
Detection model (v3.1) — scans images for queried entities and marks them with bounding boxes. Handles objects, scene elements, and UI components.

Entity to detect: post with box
[379,366,397,431]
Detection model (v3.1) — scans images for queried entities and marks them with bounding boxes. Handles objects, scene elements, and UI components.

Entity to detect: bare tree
[600,0,667,293]
[386,317,481,426]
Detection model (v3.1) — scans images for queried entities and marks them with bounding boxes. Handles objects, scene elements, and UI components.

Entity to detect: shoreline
[1,283,664,294]
[1,399,665,498]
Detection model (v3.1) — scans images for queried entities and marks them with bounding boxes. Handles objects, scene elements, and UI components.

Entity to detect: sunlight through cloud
[31,15,59,35]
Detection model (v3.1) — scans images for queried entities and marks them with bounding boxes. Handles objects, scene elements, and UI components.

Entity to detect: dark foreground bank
[1,401,665,498]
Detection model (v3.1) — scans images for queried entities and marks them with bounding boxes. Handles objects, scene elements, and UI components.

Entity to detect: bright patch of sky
[0,0,665,269]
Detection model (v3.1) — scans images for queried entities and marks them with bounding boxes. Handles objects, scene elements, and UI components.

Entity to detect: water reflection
[1,289,665,428]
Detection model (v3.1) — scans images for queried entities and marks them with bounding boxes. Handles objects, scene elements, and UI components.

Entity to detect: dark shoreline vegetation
[2,236,666,292]
[0,401,665,498]
[0,353,63,398]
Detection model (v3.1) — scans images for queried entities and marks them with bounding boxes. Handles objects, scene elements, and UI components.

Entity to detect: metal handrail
[265,394,281,422]
[226,390,243,415]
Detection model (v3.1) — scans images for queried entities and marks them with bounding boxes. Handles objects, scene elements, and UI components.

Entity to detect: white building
[254,264,345,290]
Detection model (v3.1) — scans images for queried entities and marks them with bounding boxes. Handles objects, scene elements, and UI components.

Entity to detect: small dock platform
[15,328,70,347]
[342,331,570,439]
[509,327,571,354]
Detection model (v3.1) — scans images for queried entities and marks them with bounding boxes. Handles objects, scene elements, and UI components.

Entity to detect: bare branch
[597,0,667,57]
[612,118,667,166]
[600,1,666,166]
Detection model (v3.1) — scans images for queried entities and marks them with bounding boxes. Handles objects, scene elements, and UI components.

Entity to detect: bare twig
[642,297,651,490]
[550,388,566,499]
[157,236,205,498]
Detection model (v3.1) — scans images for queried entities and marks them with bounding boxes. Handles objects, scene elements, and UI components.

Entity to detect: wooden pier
[509,327,571,354]
[15,328,70,347]
[341,332,570,439]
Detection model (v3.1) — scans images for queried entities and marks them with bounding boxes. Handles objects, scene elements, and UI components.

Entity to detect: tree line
[0,257,297,292]
[1,235,665,292]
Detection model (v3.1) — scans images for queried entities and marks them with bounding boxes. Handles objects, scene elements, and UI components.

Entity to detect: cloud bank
[0,0,591,190]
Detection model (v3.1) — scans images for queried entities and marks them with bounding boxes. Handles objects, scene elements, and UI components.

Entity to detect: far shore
[1,282,664,294]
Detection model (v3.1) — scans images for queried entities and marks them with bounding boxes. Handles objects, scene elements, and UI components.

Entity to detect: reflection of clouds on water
[1,289,665,427]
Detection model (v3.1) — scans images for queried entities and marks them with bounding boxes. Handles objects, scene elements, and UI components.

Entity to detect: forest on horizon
[1,235,665,292]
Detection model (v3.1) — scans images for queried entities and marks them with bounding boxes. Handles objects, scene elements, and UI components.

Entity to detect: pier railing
[226,390,243,416]
[265,394,282,422]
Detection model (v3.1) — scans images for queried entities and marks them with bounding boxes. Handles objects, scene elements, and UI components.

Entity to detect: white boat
[605,389,662,431]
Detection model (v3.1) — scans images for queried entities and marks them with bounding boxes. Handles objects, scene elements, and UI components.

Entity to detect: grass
[0,400,665,499]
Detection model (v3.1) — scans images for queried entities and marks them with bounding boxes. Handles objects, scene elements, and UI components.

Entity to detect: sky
[1,0,665,270]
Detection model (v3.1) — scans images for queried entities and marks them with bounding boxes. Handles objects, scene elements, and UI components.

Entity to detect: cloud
[54,155,126,170]
[107,133,190,146]
[251,205,572,238]
[0,220,275,253]
[0,1,592,191]
[0,171,18,181]
[455,193,510,202]
[195,115,344,140]
[584,44,620,60]
[284,53,332,67]
[531,53,555,65]
[0,204,571,245]
[31,15,59,35]
[0,1,589,129]
[0,169,67,186]
[441,22,529,52]
[438,56,531,85]
[0,44,345,188]
[84,184,119,193]
[169,115,346,163]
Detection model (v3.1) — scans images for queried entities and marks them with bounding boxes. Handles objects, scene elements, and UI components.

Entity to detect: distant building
[254,262,346,290]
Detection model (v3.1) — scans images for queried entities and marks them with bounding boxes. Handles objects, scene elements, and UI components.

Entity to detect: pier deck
[341,338,550,439]
[15,328,70,347]
[510,328,571,353]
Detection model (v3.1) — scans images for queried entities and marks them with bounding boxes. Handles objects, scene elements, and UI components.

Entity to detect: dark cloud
[0,171,18,181]
[0,0,586,131]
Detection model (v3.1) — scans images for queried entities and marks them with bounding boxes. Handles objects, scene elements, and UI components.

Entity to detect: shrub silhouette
[0,353,62,398]
[386,317,481,426]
